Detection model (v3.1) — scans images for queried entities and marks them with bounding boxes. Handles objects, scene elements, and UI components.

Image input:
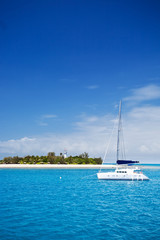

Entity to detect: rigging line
[99,118,117,173]
[81,173,97,179]
[69,173,98,191]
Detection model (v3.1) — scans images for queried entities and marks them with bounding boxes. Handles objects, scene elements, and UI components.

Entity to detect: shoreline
[0,164,115,169]
[0,164,160,169]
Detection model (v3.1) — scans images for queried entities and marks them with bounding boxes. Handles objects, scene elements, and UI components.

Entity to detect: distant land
[0,152,102,165]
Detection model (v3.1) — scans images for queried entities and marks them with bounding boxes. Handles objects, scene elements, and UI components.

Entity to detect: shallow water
[0,169,160,240]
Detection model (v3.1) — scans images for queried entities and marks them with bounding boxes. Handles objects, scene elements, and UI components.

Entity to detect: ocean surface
[0,168,160,240]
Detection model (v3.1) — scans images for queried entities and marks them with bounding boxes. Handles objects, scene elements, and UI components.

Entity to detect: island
[0,152,102,165]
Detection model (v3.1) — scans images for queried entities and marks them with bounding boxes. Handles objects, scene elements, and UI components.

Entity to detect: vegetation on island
[0,152,102,165]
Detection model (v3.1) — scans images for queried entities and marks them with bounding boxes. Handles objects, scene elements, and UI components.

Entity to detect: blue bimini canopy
[116,160,139,165]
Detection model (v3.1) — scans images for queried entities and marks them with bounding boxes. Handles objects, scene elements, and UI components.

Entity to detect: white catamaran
[97,101,149,181]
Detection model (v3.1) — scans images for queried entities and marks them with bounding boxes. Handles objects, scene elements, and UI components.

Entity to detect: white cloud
[123,105,160,162]
[42,114,57,119]
[124,84,160,102]
[39,122,48,126]
[1,85,160,163]
[38,114,57,126]
[0,106,160,163]
[117,84,160,162]
[0,114,116,160]
[86,85,99,90]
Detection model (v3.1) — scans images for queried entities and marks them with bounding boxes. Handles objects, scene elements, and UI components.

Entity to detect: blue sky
[0,0,160,162]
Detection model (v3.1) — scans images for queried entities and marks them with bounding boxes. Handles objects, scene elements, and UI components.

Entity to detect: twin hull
[97,172,149,181]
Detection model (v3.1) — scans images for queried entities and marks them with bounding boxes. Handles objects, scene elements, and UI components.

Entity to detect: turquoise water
[0,169,160,240]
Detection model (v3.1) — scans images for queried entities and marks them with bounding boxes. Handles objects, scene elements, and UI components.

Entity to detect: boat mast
[117,100,122,161]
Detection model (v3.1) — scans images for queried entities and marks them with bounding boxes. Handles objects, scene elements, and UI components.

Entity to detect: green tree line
[0,152,102,165]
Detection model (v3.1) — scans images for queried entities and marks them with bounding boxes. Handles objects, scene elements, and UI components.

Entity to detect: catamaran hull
[97,173,149,181]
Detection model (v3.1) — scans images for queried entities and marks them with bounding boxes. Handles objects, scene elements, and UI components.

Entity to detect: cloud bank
[0,85,160,163]
[124,84,160,102]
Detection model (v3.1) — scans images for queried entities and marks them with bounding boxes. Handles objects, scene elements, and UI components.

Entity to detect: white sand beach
[0,164,115,169]
[0,164,160,169]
